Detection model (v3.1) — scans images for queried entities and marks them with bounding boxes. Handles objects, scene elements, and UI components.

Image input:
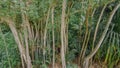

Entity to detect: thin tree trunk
[61,0,67,68]
[51,6,55,68]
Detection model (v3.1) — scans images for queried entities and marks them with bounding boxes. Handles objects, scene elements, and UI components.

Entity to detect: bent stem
[82,3,120,68]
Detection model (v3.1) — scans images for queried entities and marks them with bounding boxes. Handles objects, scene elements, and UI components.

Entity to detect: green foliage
[0,0,120,68]
[0,24,20,68]
[66,63,78,68]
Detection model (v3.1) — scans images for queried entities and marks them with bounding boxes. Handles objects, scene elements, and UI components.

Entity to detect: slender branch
[93,4,107,46]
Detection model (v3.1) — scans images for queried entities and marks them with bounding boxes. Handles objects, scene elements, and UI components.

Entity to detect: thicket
[0,0,120,68]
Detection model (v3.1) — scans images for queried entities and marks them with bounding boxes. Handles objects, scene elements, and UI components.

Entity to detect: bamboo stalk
[79,4,90,64]
[92,4,107,48]
[61,0,67,68]
[51,6,55,68]
[19,0,32,67]
[1,18,27,67]
[43,7,50,64]
[83,3,120,68]
[104,32,113,63]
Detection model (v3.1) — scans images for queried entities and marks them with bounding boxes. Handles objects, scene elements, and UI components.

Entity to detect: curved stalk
[83,3,120,68]
[93,4,107,47]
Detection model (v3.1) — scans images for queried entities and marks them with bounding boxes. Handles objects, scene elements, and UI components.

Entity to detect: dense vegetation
[0,0,120,68]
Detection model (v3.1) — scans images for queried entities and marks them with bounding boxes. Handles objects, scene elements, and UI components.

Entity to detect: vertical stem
[19,0,32,67]
[43,7,50,64]
[24,26,32,68]
[51,6,55,68]
[82,30,91,59]
[61,0,67,68]
[79,5,90,64]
